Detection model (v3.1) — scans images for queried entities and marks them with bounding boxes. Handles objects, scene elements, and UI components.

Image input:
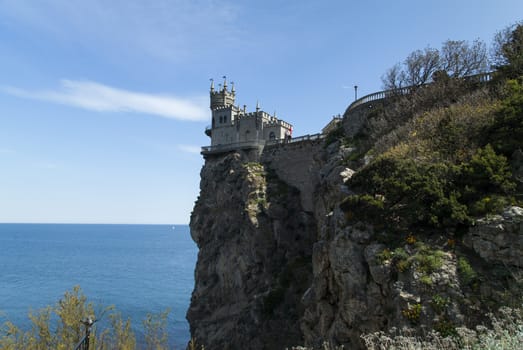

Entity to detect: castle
[203,77,293,154]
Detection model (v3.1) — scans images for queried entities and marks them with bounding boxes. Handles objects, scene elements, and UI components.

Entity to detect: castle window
[219,116,223,123]
[269,132,276,140]
[223,115,227,123]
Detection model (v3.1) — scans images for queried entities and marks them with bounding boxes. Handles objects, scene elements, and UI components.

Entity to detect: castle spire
[231,81,235,94]
[256,100,260,112]
[222,75,227,91]
[210,78,214,92]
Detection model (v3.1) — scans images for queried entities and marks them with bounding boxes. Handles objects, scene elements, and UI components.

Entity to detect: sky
[0,0,522,224]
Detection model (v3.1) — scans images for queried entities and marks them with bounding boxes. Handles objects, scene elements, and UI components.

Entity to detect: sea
[0,223,198,349]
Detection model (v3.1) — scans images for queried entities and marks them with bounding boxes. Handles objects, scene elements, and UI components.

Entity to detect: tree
[403,47,440,86]
[381,63,403,90]
[381,39,488,90]
[440,39,488,77]
[382,47,439,89]
[492,22,523,79]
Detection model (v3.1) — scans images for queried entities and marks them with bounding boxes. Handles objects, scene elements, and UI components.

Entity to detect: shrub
[143,309,169,350]
[340,194,385,224]
[486,79,523,156]
[402,303,422,324]
[413,246,444,274]
[362,305,523,350]
[434,318,458,337]
[459,144,515,197]
[347,157,470,229]
[458,257,478,285]
[431,294,450,314]
[324,125,346,147]
[420,275,433,286]
[0,286,170,350]
[376,248,392,264]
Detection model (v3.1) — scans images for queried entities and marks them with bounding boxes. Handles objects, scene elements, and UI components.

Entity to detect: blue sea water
[0,223,197,349]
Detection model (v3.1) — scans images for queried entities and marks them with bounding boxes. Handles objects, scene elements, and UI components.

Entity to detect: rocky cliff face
[188,151,316,349]
[188,140,523,349]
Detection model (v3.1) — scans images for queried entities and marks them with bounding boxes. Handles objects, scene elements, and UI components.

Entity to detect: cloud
[1,80,208,121]
[177,144,202,154]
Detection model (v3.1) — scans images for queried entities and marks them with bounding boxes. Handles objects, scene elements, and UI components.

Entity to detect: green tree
[492,22,523,79]
[486,79,523,156]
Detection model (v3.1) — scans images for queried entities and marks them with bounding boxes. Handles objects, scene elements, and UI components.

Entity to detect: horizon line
[0,222,190,226]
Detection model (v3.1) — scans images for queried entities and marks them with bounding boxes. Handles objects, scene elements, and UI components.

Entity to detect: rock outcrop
[464,206,523,268]
[188,138,523,349]
[188,151,316,349]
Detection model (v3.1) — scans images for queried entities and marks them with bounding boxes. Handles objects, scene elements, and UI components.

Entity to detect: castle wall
[211,125,236,145]
[342,100,386,138]
[261,139,324,212]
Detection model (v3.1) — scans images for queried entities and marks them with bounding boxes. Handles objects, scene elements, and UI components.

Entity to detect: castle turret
[210,75,235,110]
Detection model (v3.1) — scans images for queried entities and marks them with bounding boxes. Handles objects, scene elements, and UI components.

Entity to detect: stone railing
[265,133,324,147]
[201,140,265,155]
[346,72,493,113]
[201,133,325,155]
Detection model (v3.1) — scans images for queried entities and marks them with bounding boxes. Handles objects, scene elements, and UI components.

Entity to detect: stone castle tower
[204,77,293,152]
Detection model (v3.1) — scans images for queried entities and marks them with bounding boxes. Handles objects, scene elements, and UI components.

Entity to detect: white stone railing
[201,133,325,155]
[346,72,493,112]
[201,140,265,154]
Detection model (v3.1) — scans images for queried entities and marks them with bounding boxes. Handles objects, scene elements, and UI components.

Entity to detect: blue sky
[0,0,521,224]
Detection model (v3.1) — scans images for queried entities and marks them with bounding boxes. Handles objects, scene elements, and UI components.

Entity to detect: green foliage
[324,125,345,147]
[431,294,450,314]
[486,79,523,156]
[0,286,171,350]
[494,23,523,80]
[469,195,512,216]
[412,243,445,274]
[99,311,136,350]
[419,274,433,286]
[376,248,392,263]
[344,140,515,231]
[143,309,169,350]
[346,157,469,229]
[458,257,478,286]
[340,194,385,224]
[460,144,515,196]
[376,247,411,272]
[402,303,422,324]
[434,318,458,337]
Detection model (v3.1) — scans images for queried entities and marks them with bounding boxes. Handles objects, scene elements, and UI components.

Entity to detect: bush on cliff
[486,79,523,156]
[342,143,515,231]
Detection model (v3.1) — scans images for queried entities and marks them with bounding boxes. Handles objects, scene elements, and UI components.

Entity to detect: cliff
[188,150,317,349]
[188,78,523,349]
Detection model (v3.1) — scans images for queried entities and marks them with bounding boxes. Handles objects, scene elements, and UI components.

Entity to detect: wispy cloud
[2,80,208,121]
[177,144,202,154]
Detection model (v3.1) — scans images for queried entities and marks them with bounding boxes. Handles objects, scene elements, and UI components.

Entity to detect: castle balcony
[201,140,265,156]
[205,125,212,137]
